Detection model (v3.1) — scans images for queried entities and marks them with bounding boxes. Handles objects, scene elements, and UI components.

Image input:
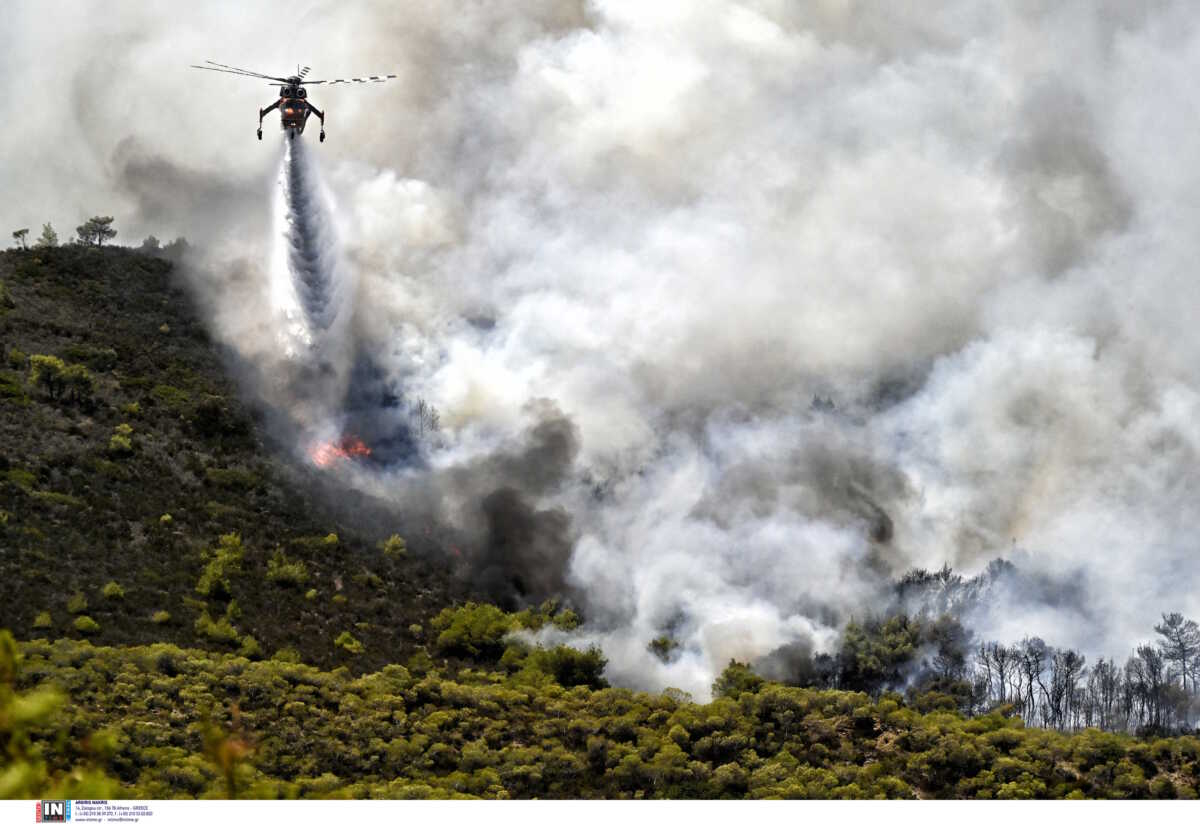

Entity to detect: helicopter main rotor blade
[192,65,275,80]
[192,60,290,82]
[204,59,290,80]
[302,74,398,85]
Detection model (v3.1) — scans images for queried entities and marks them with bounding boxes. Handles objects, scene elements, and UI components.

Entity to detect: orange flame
[309,436,372,468]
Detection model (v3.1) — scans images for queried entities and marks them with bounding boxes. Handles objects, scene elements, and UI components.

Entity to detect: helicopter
[190,60,398,142]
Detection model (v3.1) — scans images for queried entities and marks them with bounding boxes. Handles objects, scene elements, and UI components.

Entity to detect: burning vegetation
[308,435,371,468]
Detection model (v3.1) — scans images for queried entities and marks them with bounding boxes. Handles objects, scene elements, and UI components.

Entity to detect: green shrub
[239,635,263,660]
[151,610,171,624]
[712,660,765,699]
[292,533,339,551]
[122,401,141,416]
[431,602,518,659]
[108,434,133,456]
[6,347,26,369]
[151,384,190,410]
[194,608,239,645]
[334,632,364,655]
[266,549,309,586]
[33,611,52,629]
[521,645,608,689]
[186,394,247,438]
[551,609,581,631]
[66,591,88,614]
[159,513,173,525]
[5,468,36,490]
[29,355,92,404]
[0,372,26,401]
[62,344,117,372]
[196,533,244,598]
[73,615,100,634]
[31,490,84,507]
[304,588,318,601]
[101,581,125,600]
[379,534,407,559]
[351,570,382,589]
[29,354,66,397]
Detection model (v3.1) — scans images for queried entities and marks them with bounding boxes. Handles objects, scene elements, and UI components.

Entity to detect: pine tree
[36,223,58,247]
[76,216,117,247]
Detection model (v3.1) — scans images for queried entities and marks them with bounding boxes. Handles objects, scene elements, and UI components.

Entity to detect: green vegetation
[5,468,35,490]
[194,605,241,646]
[36,223,57,248]
[649,635,681,663]
[75,216,116,247]
[195,533,244,598]
[291,533,339,551]
[431,602,519,659]
[379,534,407,559]
[150,383,190,411]
[28,354,94,405]
[4,632,1200,799]
[334,631,364,655]
[101,581,125,600]
[266,550,309,586]
[63,344,118,371]
[30,490,84,508]
[0,630,115,798]
[72,616,100,635]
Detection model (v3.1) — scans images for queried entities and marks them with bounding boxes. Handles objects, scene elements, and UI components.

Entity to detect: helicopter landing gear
[319,130,325,143]
[257,128,262,140]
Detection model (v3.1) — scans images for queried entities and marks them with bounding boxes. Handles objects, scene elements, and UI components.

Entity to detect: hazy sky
[7,1,1200,697]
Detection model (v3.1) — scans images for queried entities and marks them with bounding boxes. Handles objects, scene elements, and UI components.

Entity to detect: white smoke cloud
[6,1,1200,698]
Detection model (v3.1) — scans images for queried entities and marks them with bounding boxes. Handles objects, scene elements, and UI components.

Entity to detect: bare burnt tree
[1155,613,1200,695]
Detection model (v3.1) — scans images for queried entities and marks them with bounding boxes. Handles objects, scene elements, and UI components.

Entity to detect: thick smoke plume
[6,1,1200,699]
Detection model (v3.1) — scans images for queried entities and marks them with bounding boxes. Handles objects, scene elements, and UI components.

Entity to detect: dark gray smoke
[459,407,581,605]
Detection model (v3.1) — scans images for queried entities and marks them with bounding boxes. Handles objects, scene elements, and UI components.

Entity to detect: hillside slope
[0,246,468,671]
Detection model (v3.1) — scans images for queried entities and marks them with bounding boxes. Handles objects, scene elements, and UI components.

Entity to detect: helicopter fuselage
[280,97,311,132]
[259,81,324,141]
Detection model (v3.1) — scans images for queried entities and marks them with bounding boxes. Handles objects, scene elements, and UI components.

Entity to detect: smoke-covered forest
[3,244,1199,801]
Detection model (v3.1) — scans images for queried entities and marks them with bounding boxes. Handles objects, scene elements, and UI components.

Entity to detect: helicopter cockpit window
[296,87,307,98]
[281,87,296,97]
